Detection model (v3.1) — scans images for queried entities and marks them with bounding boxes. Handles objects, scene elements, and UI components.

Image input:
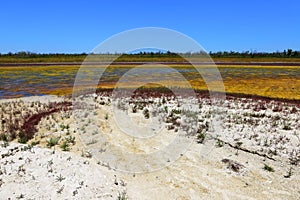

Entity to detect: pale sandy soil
[0,95,299,199]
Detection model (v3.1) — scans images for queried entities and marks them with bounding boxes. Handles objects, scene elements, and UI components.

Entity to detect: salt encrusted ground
[0,94,299,199]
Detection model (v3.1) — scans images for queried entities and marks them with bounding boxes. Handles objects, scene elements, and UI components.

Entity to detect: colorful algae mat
[0,65,299,100]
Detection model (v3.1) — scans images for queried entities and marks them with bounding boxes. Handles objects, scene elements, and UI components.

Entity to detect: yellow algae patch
[223,78,300,100]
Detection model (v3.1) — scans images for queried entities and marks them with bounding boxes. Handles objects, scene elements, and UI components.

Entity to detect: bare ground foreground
[0,94,299,199]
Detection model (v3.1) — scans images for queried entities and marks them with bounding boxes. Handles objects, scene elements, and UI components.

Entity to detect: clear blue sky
[0,0,299,53]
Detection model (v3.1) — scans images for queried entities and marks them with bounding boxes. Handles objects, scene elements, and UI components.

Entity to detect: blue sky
[0,0,299,53]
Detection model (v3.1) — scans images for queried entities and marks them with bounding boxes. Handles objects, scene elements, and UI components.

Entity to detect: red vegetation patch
[19,101,72,142]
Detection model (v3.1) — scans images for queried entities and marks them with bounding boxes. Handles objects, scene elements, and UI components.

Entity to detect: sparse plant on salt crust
[65,135,75,144]
[57,185,64,194]
[284,167,293,178]
[56,174,65,182]
[216,139,224,147]
[143,108,150,119]
[196,132,206,144]
[87,139,97,145]
[263,164,275,172]
[235,141,243,155]
[60,141,70,151]
[18,135,28,144]
[46,137,60,147]
[117,190,128,200]
[1,141,9,148]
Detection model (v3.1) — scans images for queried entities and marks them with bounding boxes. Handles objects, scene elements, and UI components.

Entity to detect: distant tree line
[0,49,299,58]
[0,51,87,58]
[209,49,299,58]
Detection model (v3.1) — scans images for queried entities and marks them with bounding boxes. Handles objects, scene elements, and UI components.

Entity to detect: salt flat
[0,94,299,199]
